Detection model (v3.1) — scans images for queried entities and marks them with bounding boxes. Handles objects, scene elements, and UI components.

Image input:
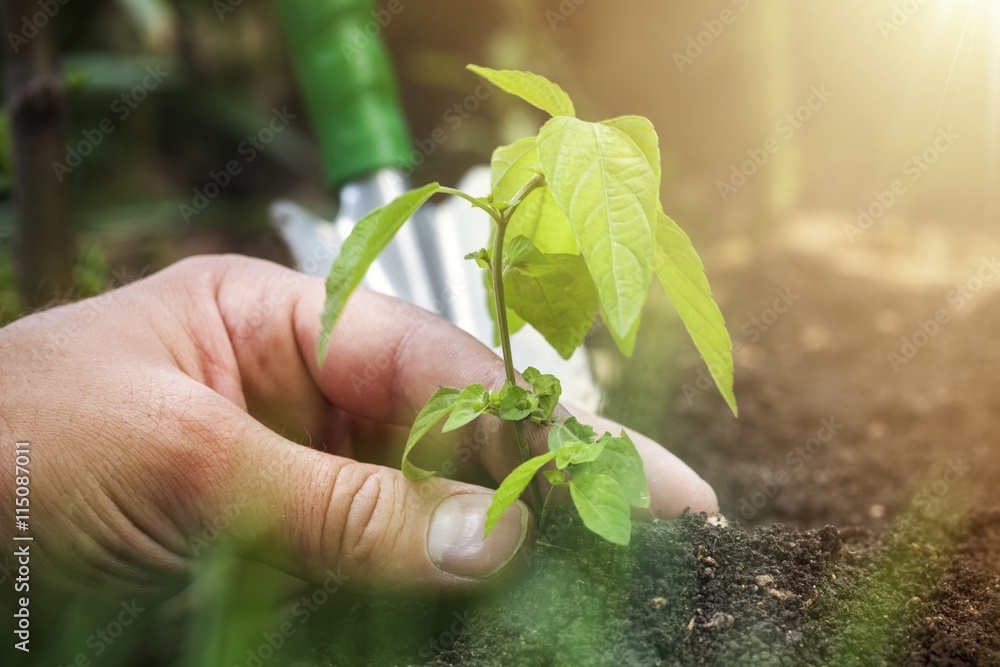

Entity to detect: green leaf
[401,387,460,480]
[507,187,580,255]
[504,236,598,359]
[465,248,491,269]
[498,383,535,421]
[506,235,560,277]
[548,422,583,452]
[491,136,541,204]
[601,301,642,357]
[522,367,561,420]
[537,117,657,341]
[484,452,556,538]
[544,469,567,485]
[555,440,605,469]
[562,417,597,443]
[601,115,661,191]
[467,64,576,118]
[578,432,649,508]
[318,183,441,364]
[653,212,737,416]
[569,473,632,545]
[442,383,490,433]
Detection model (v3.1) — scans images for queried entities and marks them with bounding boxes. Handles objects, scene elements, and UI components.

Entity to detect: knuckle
[328,464,406,571]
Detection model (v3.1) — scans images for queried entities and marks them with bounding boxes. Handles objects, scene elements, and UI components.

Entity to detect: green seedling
[318,64,736,546]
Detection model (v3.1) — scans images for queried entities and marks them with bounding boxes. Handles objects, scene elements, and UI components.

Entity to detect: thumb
[217,418,533,590]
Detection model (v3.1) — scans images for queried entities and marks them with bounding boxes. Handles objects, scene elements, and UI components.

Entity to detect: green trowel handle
[276,0,411,188]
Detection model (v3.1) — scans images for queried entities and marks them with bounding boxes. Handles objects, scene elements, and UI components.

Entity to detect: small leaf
[544,469,567,485]
[522,367,561,421]
[578,431,649,508]
[555,440,605,469]
[507,187,580,255]
[401,387,460,480]
[569,473,632,545]
[563,417,597,443]
[318,183,441,364]
[465,248,491,269]
[442,383,490,433]
[492,136,541,204]
[538,117,657,341]
[504,236,598,359]
[654,212,737,416]
[506,235,560,277]
[601,115,661,191]
[548,421,585,452]
[467,64,576,118]
[484,452,556,538]
[498,383,535,421]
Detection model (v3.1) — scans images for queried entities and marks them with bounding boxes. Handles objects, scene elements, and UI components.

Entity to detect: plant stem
[488,173,547,518]
[490,208,541,516]
[538,484,559,535]
[439,187,503,225]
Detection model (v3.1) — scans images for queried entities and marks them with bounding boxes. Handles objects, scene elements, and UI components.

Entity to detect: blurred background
[1,0,996,322]
[2,0,999,664]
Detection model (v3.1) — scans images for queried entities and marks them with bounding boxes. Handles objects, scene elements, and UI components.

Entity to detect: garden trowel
[272,0,599,410]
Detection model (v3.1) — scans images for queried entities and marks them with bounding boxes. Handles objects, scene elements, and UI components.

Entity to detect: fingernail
[427,494,529,579]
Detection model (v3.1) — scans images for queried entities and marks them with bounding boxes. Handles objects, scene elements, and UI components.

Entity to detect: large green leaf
[507,188,580,255]
[491,136,540,204]
[601,115,661,191]
[467,65,575,118]
[569,473,632,545]
[537,117,657,341]
[318,183,441,363]
[484,452,556,538]
[401,387,460,480]
[578,432,649,508]
[442,383,490,433]
[504,236,598,359]
[654,212,737,416]
[600,301,642,357]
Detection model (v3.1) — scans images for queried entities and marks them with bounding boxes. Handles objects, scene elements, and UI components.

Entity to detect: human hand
[0,255,716,612]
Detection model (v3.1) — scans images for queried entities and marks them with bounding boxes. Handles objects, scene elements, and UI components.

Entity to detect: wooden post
[1,0,76,309]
